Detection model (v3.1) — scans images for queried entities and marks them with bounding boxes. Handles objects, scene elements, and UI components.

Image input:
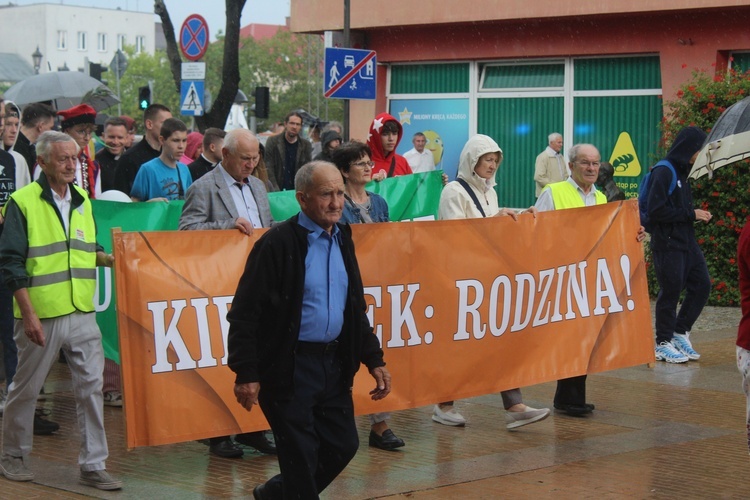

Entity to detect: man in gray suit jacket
[178,129,277,458]
[179,129,274,233]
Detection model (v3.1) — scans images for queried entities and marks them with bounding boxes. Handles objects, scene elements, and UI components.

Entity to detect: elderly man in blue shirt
[227,161,391,500]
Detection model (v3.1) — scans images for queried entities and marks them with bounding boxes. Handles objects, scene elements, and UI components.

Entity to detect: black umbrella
[690,96,750,179]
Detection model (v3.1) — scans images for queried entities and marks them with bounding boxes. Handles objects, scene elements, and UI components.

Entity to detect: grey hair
[412,132,426,139]
[35,131,77,163]
[322,121,343,134]
[295,161,337,193]
[548,132,562,143]
[568,143,598,164]
[223,128,258,154]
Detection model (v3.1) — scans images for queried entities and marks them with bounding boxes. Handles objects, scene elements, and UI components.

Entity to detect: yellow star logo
[399,107,412,125]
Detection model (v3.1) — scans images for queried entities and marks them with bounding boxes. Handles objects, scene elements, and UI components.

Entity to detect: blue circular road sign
[180,14,209,62]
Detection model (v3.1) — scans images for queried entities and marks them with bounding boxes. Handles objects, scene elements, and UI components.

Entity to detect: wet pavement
[2,305,748,499]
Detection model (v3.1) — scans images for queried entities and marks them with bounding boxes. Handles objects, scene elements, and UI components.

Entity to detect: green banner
[267,171,443,221]
[93,200,184,362]
[92,171,443,360]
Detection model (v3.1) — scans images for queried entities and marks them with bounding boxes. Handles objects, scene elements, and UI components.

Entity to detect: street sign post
[181,62,206,80]
[181,80,205,116]
[179,14,209,62]
[324,47,376,100]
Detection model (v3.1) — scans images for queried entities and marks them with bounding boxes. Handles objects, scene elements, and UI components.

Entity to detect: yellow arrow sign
[609,132,642,177]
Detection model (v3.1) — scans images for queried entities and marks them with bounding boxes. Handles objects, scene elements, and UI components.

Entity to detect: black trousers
[554,375,587,406]
[258,347,358,499]
[652,242,711,344]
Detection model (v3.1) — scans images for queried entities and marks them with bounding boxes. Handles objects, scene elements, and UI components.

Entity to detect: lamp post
[32,46,43,74]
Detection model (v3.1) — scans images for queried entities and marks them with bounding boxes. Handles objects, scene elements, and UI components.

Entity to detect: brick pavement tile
[2,315,747,499]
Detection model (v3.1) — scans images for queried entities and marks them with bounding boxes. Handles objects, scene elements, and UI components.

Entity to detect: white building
[0,3,154,74]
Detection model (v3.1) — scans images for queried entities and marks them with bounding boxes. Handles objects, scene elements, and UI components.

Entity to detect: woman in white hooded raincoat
[432,134,551,430]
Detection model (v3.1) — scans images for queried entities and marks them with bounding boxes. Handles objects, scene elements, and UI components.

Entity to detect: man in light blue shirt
[130,118,192,201]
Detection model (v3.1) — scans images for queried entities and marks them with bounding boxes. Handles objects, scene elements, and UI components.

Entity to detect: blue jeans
[652,241,711,344]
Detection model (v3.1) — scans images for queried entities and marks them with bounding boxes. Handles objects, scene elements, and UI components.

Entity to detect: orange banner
[115,199,653,448]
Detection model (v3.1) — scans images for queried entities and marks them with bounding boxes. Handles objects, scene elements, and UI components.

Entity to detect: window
[77,31,87,51]
[480,62,565,91]
[117,34,126,51]
[57,30,67,50]
[135,36,145,54]
[97,33,107,52]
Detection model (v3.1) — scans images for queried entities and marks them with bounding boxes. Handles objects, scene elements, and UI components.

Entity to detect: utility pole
[343,0,350,141]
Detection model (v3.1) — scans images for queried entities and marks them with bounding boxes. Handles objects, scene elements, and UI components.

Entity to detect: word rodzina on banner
[115,200,653,448]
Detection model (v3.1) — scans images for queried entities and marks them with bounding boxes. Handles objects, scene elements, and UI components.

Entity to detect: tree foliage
[148,0,341,133]
[646,67,750,306]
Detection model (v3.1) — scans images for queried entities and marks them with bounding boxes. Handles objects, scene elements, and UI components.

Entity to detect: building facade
[0,4,154,75]
[291,0,750,205]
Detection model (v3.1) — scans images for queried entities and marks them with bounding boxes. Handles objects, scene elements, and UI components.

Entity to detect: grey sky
[8,0,291,40]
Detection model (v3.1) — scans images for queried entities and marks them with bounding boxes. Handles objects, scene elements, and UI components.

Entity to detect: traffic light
[138,85,151,110]
[254,86,269,119]
[89,62,107,83]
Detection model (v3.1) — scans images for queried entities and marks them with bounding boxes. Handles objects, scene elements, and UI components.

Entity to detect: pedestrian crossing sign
[180,80,204,116]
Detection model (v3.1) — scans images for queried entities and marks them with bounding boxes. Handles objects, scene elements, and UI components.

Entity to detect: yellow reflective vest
[547,181,607,209]
[8,183,97,319]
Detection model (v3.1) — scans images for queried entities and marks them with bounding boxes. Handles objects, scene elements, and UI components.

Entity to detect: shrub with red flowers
[646,67,750,306]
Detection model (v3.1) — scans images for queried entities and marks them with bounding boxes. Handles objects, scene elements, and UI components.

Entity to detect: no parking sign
[180,14,209,62]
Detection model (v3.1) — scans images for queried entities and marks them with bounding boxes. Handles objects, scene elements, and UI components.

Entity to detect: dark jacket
[227,215,385,398]
[114,138,160,194]
[647,126,707,251]
[188,154,215,182]
[264,133,312,191]
[95,147,119,192]
[12,131,34,178]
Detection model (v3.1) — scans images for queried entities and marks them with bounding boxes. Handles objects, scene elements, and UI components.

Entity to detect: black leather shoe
[209,438,244,458]
[369,429,405,450]
[33,415,60,435]
[253,483,269,500]
[554,403,593,416]
[235,431,277,454]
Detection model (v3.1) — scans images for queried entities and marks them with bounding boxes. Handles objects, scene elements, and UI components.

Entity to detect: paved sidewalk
[1,306,747,498]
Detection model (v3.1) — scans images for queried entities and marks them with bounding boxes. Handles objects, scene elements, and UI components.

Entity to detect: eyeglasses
[70,127,94,137]
[351,160,374,169]
[575,160,601,168]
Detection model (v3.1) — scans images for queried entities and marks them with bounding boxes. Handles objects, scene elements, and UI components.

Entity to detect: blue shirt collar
[298,211,340,239]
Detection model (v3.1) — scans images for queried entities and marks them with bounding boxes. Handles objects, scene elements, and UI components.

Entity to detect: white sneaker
[505,406,550,429]
[432,404,466,426]
[672,332,701,360]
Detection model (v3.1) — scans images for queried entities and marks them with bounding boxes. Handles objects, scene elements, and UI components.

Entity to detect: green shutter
[481,64,564,89]
[573,95,663,197]
[574,56,661,91]
[390,63,469,94]
[477,97,564,208]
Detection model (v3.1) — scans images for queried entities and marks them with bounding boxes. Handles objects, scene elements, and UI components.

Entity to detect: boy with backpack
[644,126,713,363]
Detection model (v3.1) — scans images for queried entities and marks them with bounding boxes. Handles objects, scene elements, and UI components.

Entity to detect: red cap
[58,104,96,129]
[120,115,136,132]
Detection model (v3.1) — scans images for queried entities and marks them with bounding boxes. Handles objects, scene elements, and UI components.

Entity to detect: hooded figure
[438,134,503,219]
[434,133,551,429]
[313,129,342,162]
[366,112,412,178]
[648,126,708,252]
[181,131,204,164]
[648,126,712,365]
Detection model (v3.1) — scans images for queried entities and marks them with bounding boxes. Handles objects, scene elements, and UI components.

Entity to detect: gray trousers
[2,312,108,471]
